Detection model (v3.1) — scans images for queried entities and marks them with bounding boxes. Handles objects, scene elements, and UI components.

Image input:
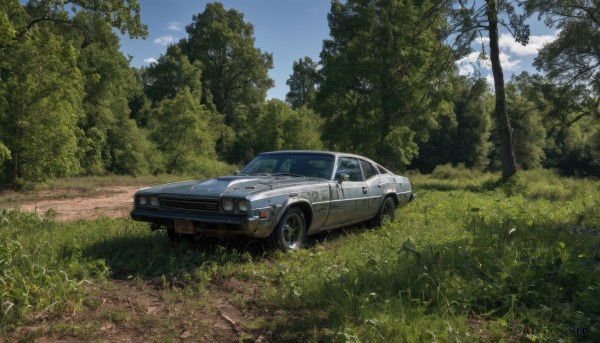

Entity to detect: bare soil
[6,186,140,221]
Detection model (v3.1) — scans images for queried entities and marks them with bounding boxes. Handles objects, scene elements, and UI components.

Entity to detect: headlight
[222,198,234,212]
[138,196,147,206]
[150,196,159,207]
[236,200,249,213]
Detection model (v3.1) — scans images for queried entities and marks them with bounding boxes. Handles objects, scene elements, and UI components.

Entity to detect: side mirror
[339,173,350,183]
[234,170,240,175]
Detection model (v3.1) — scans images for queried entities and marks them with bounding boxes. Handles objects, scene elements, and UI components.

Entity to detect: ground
[1,185,271,342]
[5,186,139,221]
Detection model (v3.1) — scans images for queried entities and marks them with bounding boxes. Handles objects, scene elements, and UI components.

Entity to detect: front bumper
[130,209,275,238]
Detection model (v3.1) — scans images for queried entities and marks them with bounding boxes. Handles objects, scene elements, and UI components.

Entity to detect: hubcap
[282,213,303,248]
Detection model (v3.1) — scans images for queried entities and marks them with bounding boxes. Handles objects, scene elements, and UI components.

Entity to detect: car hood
[137,175,325,198]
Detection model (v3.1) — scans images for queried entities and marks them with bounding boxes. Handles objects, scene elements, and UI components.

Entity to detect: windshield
[239,153,335,179]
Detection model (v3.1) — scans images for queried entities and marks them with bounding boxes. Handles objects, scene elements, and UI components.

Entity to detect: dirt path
[16,186,141,221]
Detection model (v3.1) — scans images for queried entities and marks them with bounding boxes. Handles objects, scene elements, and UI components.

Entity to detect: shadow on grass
[81,229,272,281]
[81,221,374,283]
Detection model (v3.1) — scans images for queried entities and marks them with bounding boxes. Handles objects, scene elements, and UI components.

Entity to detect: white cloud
[485,74,494,87]
[456,51,491,75]
[167,22,182,32]
[153,35,175,45]
[499,52,521,71]
[143,58,158,64]
[499,33,557,56]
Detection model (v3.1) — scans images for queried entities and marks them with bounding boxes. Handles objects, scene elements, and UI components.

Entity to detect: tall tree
[450,0,529,178]
[317,0,454,169]
[0,27,83,182]
[286,57,320,109]
[143,45,203,104]
[182,2,273,128]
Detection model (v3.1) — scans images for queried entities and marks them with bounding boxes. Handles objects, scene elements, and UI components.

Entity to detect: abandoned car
[130,150,415,250]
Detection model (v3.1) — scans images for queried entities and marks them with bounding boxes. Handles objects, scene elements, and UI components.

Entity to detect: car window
[243,158,278,174]
[240,154,334,178]
[377,165,389,174]
[335,157,363,181]
[360,160,377,180]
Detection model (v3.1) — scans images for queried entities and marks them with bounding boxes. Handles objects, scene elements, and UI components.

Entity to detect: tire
[270,207,307,251]
[374,197,396,227]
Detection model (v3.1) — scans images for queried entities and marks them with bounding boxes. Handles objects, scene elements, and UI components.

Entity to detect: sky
[118,0,558,100]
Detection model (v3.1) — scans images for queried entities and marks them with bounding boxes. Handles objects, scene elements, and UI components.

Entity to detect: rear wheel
[374,197,396,227]
[270,207,307,251]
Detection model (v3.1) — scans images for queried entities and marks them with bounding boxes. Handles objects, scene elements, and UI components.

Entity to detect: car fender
[274,196,314,232]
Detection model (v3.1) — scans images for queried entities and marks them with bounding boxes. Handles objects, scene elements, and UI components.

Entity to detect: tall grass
[1,168,599,341]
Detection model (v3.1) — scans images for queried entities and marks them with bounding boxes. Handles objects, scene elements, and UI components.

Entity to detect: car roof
[258,150,378,163]
[257,150,393,174]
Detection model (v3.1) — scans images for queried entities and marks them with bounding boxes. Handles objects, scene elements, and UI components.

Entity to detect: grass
[1,168,599,341]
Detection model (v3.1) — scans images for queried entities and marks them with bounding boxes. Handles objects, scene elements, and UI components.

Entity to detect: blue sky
[118,1,557,100]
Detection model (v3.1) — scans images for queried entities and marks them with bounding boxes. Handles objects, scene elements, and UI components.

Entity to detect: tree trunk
[486,0,518,178]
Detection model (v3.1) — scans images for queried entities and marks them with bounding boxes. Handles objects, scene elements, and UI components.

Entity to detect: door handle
[362,187,367,194]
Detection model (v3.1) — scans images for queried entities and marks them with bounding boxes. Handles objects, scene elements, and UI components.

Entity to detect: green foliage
[415,77,494,172]
[503,80,547,169]
[285,57,320,109]
[181,2,274,162]
[231,100,324,162]
[317,0,454,169]
[148,87,219,174]
[20,0,148,38]
[142,45,203,104]
[0,210,109,329]
[1,26,83,182]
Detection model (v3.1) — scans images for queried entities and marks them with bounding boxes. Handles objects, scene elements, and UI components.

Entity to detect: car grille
[159,198,219,213]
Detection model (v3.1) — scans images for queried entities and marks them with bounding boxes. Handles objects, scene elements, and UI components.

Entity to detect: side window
[360,160,377,180]
[377,165,389,174]
[335,157,363,181]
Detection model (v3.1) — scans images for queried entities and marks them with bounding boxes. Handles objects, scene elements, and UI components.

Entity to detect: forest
[0,0,599,185]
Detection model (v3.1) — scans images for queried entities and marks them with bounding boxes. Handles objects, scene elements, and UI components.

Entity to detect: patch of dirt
[11,186,140,221]
[4,277,272,343]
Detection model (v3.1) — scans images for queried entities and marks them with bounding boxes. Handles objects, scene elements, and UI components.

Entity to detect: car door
[325,157,366,227]
[358,159,384,220]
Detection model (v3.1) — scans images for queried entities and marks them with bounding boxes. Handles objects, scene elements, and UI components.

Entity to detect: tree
[0,27,83,182]
[286,57,320,109]
[70,13,154,175]
[526,0,599,88]
[450,0,529,178]
[148,87,218,174]
[11,0,147,42]
[143,45,203,104]
[525,0,599,129]
[182,2,273,128]
[504,77,547,169]
[508,72,600,175]
[232,100,324,162]
[414,77,494,172]
[317,0,454,169]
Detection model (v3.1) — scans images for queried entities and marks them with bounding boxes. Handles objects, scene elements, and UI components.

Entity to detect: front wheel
[374,197,396,227]
[270,207,307,251]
